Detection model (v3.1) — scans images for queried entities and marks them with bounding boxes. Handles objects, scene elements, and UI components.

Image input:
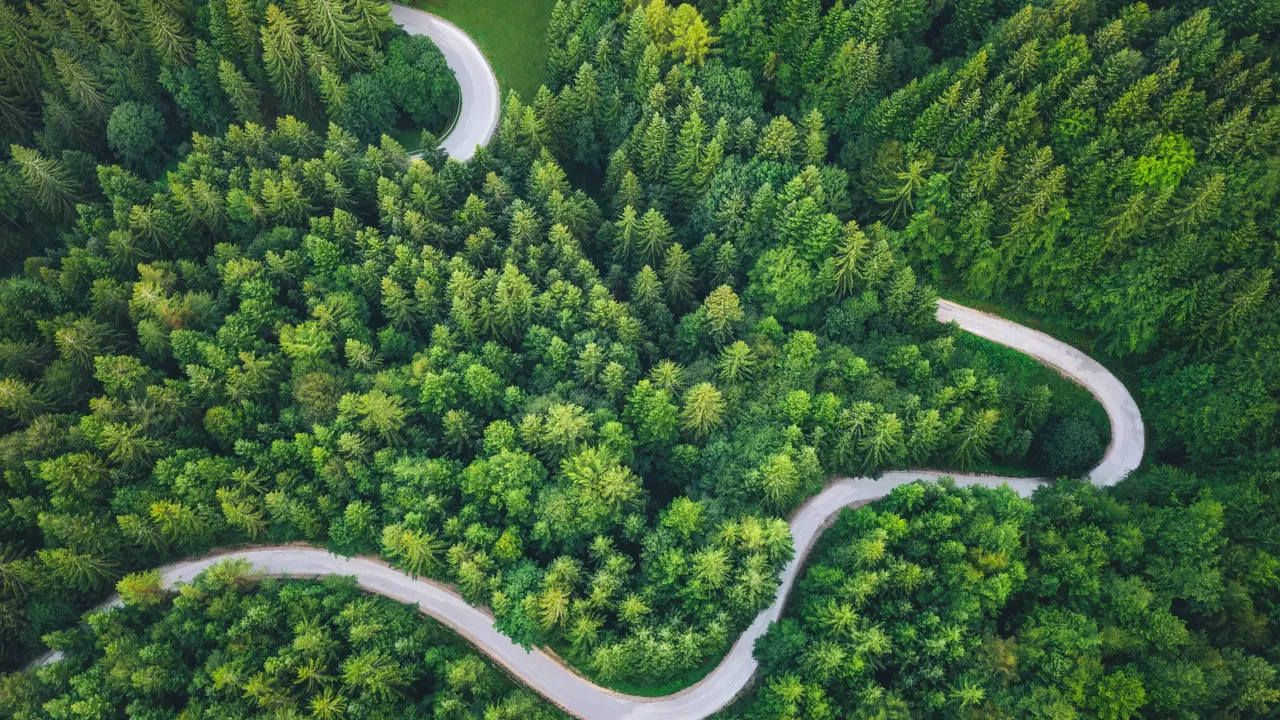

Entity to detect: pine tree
[801,109,826,165]
[261,5,311,115]
[10,145,79,218]
[640,113,669,182]
[757,115,797,163]
[143,0,193,67]
[304,0,364,73]
[636,207,673,267]
[351,0,395,48]
[662,242,694,307]
[667,3,715,65]
[52,49,110,122]
[219,59,263,123]
[670,111,705,202]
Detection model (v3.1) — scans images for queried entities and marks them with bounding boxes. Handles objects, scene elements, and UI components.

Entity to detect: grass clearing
[409,0,558,101]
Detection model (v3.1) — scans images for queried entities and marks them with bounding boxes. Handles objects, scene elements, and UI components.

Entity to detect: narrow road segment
[390,3,500,161]
[33,300,1144,718]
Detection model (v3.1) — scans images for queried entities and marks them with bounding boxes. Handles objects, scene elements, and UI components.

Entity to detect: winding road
[34,300,1144,720]
[389,3,500,161]
[31,9,1148,716]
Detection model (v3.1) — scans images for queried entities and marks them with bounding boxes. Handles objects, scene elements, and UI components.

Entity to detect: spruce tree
[10,145,79,219]
[260,5,311,115]
[52,49,110,122]
[667,4,715,65]
[801,109,826,165]
[304,0,364,73]
[350,0,394,50]
[219,59,263,124]
[670,111,705,203]
[142,0,193,67]
[661,242,694,307]
[757,115,797,163]
[225,0,264,78]
[90,0,140,52]
[0,3,42,100]
[636,207,673,267]
[640,112,669,182]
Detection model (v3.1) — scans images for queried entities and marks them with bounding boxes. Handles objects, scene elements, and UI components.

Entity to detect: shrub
[1037,415,1104,477]
[378,35,460,133]
[106,102,165,171]
[334,73,397,144]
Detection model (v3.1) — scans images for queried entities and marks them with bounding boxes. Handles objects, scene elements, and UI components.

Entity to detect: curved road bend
[390,3,500,161]
[35,300,1144,719]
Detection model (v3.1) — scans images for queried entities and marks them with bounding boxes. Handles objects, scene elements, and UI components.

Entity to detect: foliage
[0,59,1079,680]
[734,474,1280,719]
[6,0,1278,707]
[0,0,459,255]
[0,563,564,720]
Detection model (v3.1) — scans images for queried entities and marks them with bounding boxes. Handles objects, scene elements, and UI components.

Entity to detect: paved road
[34,300,1144,719]
[389,3,499,161]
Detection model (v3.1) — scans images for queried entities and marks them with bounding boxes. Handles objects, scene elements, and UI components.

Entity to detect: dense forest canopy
[0,0,1277,716]
[0,0,459,260]
[1,561,566,719]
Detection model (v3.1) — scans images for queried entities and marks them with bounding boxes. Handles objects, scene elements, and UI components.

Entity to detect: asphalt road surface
[32,299,1144,719]
[389,3,499,161]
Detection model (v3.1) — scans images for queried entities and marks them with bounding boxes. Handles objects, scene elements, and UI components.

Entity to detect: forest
[0,0,1277,716]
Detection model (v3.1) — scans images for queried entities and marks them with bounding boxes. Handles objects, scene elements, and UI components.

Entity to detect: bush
[334,73,397,144]
[106,102,165,171]
[378,34,460,133]
[1037,415,1104,477]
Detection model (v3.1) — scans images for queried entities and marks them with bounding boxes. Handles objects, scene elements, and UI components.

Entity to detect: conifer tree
[90,0,140,52]
[351,0,394,49]
[304,0,364,73]
[617,171,643,212]
[634,43,662,100]
[757,115,797,162]
[670,111,705,203]
[614,205,639,260]
[636,207,673,267]
[640,113,669,182]
[801,108,826,165]
[143,0,193,67]
[218,59,263,124]
[10,145,79,219]
[52,49,111,122]
[681,382,725,439]
[0,3,42,100]
[621,7,651,70]
[224,0,264,78]
[261,5,311,115]
[662,242,694,307]
[667,3,715,65]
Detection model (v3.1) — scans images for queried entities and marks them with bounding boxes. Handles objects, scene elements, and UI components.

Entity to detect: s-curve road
[390,3,500,161]
[34,300,1144,720]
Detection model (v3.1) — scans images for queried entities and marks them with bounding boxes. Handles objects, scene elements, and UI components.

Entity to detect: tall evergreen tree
[260,4,311,115]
